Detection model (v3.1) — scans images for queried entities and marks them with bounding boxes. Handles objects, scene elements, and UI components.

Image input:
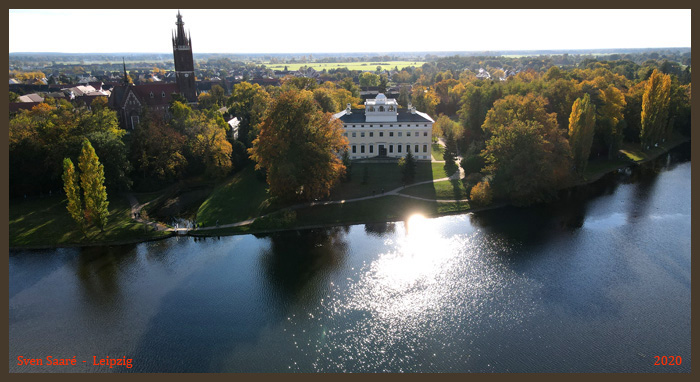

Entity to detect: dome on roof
[376,93,387,99]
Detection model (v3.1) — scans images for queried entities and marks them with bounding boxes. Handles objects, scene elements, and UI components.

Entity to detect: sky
[8,9,692,54]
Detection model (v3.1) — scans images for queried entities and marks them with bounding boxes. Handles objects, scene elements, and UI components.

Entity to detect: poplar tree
[641,69,672,148]
[78,139,109,231]
[62,158,85,234]
[568,94,596,175]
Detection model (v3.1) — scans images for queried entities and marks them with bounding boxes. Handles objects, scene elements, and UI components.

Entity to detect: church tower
[172,11,197,102]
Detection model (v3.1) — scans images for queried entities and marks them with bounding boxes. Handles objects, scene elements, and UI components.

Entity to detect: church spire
[174,10,188,48]
[122,57,129,85]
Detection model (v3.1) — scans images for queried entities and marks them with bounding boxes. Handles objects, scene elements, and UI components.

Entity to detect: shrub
[470,181,493,206]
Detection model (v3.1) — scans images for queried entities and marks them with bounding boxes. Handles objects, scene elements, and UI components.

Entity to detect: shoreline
[9,138,689,249]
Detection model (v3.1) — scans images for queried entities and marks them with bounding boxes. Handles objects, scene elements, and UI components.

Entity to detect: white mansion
[333,94,434,160]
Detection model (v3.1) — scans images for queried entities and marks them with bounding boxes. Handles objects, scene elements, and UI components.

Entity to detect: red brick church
[109,11,197,129]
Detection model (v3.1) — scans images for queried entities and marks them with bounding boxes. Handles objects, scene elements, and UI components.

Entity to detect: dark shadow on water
[258,226,349,305]
[71,244,139,311]
[364,221,396,237]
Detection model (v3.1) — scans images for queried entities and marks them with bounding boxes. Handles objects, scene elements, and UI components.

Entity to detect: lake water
[9,143,691,372]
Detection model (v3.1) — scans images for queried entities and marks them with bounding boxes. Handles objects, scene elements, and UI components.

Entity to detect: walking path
[127,140,468,233]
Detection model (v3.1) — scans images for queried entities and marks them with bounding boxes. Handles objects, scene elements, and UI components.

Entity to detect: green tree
[78,139,109,231]
[249,89,349,202]
[226,82,271,146]
[568,94,596,175]
[359,72,380,88]
[482,120,567,205]
[398,148,417,184]
[62,158,85,234]
[641,69,672,148]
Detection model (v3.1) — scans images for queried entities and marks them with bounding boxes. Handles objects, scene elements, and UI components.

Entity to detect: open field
[264,61,425,72]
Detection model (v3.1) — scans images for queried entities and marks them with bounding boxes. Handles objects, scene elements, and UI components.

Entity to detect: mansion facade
[333,94,434,160]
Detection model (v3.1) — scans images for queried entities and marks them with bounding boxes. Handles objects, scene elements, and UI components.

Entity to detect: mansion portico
[333,94,434,160]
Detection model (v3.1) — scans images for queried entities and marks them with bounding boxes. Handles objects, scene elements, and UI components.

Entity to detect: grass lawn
[431,161,458,180]
[431,143,444,161]
[195,166,272,227]
[9,194,169,247]
[400,179,469,200]
[328,161,436,200]
[264,61,425,72]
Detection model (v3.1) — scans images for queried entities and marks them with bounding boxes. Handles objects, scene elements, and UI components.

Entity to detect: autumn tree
[568,94,596,175]
[641,69,672,148]
[470,180,493,206]
[78,139,109,231]
[62,158,85,234]
[595,83,627,158]
[249,89,348,202]
[411,85,439,117]
[434,115,462,141]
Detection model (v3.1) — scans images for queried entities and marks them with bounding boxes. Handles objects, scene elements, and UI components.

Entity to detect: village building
[333,93,434,160]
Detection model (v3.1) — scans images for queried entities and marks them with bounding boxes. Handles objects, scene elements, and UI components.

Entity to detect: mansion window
[415,145,419,153]
[361,132,365,137]
[397,144,402,153]
[389,145,394,153]
[406,144,410,152]
[379,132,384,137]
[352,145,357,153]
[389,132,394,137]
[361,145,365,153]
[352,132,356,137]
[424,132,428,136]
[369,145,374,153]
[398,132,402,137]
[423,145,428,152]
[407,132,411,137]
[369,132,374,137]
[343,133,348,137]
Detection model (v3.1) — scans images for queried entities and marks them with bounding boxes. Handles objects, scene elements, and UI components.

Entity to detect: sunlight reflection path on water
[284,214,541,372]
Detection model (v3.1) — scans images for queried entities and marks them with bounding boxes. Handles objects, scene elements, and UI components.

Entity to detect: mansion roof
[333,108,434,124]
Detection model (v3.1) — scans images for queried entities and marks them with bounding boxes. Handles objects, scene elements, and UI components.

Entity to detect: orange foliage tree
[249,89,348,202]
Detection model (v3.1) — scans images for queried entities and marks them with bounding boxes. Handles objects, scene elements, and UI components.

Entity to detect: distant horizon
[9,9,691,54]
[9,47,692,57]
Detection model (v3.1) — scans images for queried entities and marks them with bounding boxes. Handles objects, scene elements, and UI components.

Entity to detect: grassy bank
[400,179,469,200]
[9,194,170,248]
[195,166,272,226]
